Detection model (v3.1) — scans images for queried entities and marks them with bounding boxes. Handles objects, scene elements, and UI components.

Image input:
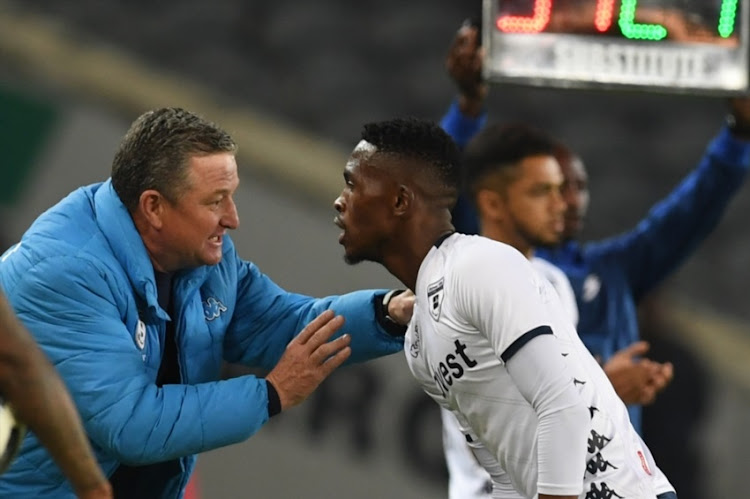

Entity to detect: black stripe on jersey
[500,325,553,362]
[433,231,455,248]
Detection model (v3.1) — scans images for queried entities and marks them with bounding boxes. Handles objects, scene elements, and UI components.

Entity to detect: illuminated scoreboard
[482,0,750,94]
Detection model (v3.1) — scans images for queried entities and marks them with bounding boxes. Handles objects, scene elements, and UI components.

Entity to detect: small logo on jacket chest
[432,339,477,397]
[135,320,147,350]
[203,297,227,321]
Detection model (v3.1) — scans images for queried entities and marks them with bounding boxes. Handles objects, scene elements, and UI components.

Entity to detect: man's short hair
[360,117,462,196]
[463,123,558,194]
[111,108,237,212]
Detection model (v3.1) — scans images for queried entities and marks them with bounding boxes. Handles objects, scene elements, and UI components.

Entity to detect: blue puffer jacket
[0,180,404,498]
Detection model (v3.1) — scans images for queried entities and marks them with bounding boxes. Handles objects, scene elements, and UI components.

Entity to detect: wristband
[375,289,407,337]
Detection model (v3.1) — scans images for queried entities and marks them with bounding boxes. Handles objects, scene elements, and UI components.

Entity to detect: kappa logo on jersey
[586,452,619,475]
[582,274,601,302]
[410,323,421,358]
[585,482,623,499]
[432,339,477,397]
[203,297,227,321]
[135,320,146,350]
[427,278,444,321]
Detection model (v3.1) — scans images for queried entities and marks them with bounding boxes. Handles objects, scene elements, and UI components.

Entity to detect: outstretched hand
[446,22,487,117]
[603,341,674,406]
[265,310,351,411]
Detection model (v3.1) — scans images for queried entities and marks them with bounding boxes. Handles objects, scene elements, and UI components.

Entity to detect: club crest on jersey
[135,320,146,350]
[427,278,444,321]
[203,297,227,321]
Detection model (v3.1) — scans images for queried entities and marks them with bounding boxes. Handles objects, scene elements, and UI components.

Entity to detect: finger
[291,310,336,346]
[304,315,346,350]
[311,333,352,365]
[661,362,674,381]
[640,386,657,405]
[319,346,352,378]
[621,341,650,358]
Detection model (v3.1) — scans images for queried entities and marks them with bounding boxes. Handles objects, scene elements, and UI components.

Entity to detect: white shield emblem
[427,278,444,321]
[135,320,147,350]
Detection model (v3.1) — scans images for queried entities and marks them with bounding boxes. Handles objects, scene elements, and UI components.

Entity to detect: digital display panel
[483,0,750,94]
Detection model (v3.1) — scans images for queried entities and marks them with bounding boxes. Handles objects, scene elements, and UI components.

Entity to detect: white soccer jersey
[405,233,673,499]
[530,256,578,328]
[442,255,580,499]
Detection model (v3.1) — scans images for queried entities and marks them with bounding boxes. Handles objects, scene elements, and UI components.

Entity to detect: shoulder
[447,234,526,272]
[441,234,533,294]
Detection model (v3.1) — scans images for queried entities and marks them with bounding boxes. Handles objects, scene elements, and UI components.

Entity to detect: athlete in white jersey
[442,257,579,499]
[413,233,671,498]
[334,117,677,499]
[442,120,583,498]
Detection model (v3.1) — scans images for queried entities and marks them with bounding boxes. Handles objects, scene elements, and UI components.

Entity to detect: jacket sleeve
[9,256,274,465]
[441,99,488,236]
[440,98,488,149]
[585,127,750,300]
[223,256,404,369]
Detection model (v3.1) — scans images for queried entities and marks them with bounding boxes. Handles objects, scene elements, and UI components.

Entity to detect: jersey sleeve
[451,241,555,363]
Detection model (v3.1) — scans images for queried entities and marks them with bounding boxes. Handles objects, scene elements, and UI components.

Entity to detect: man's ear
[395,184,414,216]
[138,189,166,229]
[475,188,505,222]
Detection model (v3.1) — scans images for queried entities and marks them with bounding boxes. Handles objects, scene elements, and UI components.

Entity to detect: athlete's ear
[395,184,414,216]
[475,188,505,222]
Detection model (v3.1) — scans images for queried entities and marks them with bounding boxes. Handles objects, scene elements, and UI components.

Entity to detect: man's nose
[222,198,240,229]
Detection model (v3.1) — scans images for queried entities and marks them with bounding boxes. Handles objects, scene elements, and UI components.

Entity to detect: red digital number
[496,0,618,34]
[594,0,617,32]
[496,0,553,34]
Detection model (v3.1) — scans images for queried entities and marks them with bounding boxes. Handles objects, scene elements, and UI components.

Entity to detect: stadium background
[1,1,749,497]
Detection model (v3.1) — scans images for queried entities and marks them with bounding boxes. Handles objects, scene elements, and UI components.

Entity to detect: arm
[588,100,750,300]
[10,257,319,465]
[440,23,488,148]
[0,291,112,499]
[223,258,404,371]
[506,336,587,499]
[441,23,488,236]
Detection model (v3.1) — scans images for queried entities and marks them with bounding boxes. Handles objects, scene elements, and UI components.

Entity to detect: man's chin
[343,253,364,265]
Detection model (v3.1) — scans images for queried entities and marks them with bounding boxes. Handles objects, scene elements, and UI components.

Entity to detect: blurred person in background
[334,116,677,499]
[439,22,750,498]
[0,107,413,498]
[442,122,581,498]
[0,290,112,499]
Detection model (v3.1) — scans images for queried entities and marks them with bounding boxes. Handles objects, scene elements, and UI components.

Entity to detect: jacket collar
[93,180,210,319]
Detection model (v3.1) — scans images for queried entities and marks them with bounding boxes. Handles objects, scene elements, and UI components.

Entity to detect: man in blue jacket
[441,24,750,430]
[0,107,412,498]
